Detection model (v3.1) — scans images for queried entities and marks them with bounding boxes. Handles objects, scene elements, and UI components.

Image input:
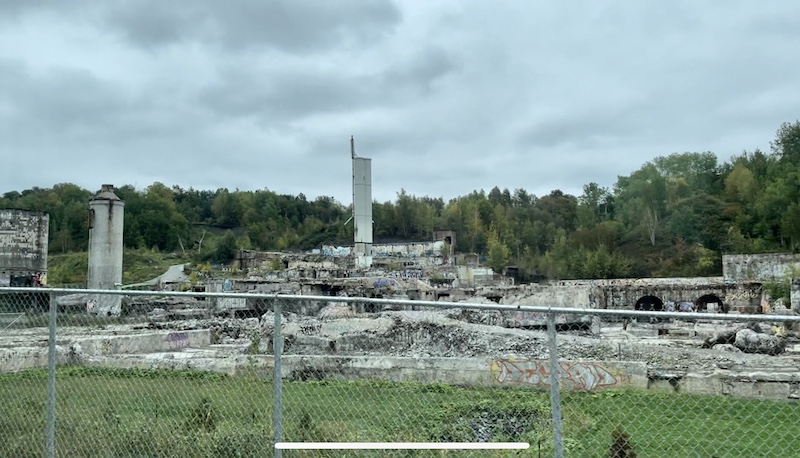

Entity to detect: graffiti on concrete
[299,323,322,335]
[373,278,395,288]
[321,246,352,257]
[387,270,427,279]
[490,357,626,391]
[168,332,189,350]
[726,289,759,301]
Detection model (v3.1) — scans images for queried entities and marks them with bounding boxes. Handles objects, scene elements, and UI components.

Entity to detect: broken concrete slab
[734,328,787,355]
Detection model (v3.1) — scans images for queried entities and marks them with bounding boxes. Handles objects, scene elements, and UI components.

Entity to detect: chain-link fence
[2,286,800,457]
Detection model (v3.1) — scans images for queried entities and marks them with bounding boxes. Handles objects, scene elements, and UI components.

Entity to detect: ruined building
[0,209,49,287]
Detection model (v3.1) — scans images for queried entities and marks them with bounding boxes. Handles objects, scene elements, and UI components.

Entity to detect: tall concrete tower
[351,136,373,269]
[88,184,125,315]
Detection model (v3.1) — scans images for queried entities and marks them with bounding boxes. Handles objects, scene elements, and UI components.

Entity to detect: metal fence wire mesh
[1,287,800,457]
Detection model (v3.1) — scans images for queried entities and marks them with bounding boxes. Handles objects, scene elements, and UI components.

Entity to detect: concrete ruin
[3,167,798,403]
[723,253,800,283]
[351,136,373,269]
[0,209,48,287]
[3,298,800,402]
[87,184,125,316]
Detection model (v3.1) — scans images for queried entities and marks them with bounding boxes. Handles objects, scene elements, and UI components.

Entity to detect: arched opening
[695,294,727,313]
[634,295,664,312]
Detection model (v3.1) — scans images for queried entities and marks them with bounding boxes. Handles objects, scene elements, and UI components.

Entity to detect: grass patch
[1,367,798,457]
[47,248,190,286]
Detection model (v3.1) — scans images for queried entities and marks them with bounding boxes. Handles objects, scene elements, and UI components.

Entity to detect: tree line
[2,121,800,281]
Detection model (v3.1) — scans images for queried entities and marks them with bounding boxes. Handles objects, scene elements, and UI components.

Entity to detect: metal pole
[46,292,57,458]
[547,313,564,458]
[273,300,283,458]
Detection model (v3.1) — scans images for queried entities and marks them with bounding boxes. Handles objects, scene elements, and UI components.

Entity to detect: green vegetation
[4,120,800,280]
[1,367,798,457]
[47,248,190,286]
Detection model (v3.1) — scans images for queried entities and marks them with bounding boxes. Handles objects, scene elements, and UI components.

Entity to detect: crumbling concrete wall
[496,284,593,308]
[372,241,445,258]
[723,253,800,282]
[550,278,760,312]
[455,266,496,288]
[791,279,800,312]
[559,277,726,287]
[0,209,49,286]
[206,279,247,313]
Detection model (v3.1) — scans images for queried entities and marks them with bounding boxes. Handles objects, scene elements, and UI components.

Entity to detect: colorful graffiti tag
[490,357,626,391]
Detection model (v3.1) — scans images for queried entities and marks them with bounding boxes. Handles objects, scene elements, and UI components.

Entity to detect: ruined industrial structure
[194,139,792,318]
[2,150,800,408]
[87,184,125,316]
[0,209,48,287]
[350,136,373,269]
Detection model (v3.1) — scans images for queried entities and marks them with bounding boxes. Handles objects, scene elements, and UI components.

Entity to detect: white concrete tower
[351,136,373,269]
[88,184,125,315]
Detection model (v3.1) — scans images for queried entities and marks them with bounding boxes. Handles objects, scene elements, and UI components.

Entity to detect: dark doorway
[695,294,727,313]
[634,295,664,311]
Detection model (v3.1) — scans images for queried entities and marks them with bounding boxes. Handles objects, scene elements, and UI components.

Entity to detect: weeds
[1,368,798,457]
[186,397,217,432]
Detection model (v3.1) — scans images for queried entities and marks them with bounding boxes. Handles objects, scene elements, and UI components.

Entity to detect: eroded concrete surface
[2,307,800,401]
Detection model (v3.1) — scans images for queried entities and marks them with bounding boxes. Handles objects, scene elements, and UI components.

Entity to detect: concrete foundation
[2,324,800,401]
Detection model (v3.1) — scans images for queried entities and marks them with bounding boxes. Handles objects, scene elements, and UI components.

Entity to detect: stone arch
[634,295,664,311]
[695,294,727,313]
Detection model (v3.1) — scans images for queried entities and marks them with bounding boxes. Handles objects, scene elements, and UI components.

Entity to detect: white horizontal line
[275,442,530,450]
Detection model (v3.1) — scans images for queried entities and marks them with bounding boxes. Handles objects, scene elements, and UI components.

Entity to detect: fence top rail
[2,286,799,323]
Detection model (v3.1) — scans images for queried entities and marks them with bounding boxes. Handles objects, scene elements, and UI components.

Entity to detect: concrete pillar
[87,185,125,316]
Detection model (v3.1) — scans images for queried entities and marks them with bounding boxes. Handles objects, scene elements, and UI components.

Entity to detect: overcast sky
[1,1,799,205]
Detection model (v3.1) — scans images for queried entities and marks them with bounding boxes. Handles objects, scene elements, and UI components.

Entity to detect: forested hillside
[3,121,800,281]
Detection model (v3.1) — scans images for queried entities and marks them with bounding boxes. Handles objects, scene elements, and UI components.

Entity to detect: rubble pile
[378,312,546,358]
[702,322,788,355]
[131,304,800,374]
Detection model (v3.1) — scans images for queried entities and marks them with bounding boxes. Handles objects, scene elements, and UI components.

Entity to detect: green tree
[577,182,611,228]
[213,230,238,263]
[615,163,668,246]
[781,203,800,251]
[772,120,800,165]
[668,193,728,251]
[486,229,510,274]
[211,189,244,227]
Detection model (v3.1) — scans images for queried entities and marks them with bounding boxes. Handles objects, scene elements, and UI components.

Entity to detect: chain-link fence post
[547,312,564,458]
[46,290,57,458]
[273,298,283,458]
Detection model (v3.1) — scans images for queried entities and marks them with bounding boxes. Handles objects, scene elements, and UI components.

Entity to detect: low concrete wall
[4,336,799,401]
[85,352,648,392]
[73,329,210,356]
[81,352,800,401]
[0,347,51,372]
[648,367,800,399]
[0,329,211,372]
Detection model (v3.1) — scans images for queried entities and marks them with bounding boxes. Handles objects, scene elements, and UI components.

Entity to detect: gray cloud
[104,0,402,53]
[198,45,460,124]
[2,1,800,206]
[0,1,402,54]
